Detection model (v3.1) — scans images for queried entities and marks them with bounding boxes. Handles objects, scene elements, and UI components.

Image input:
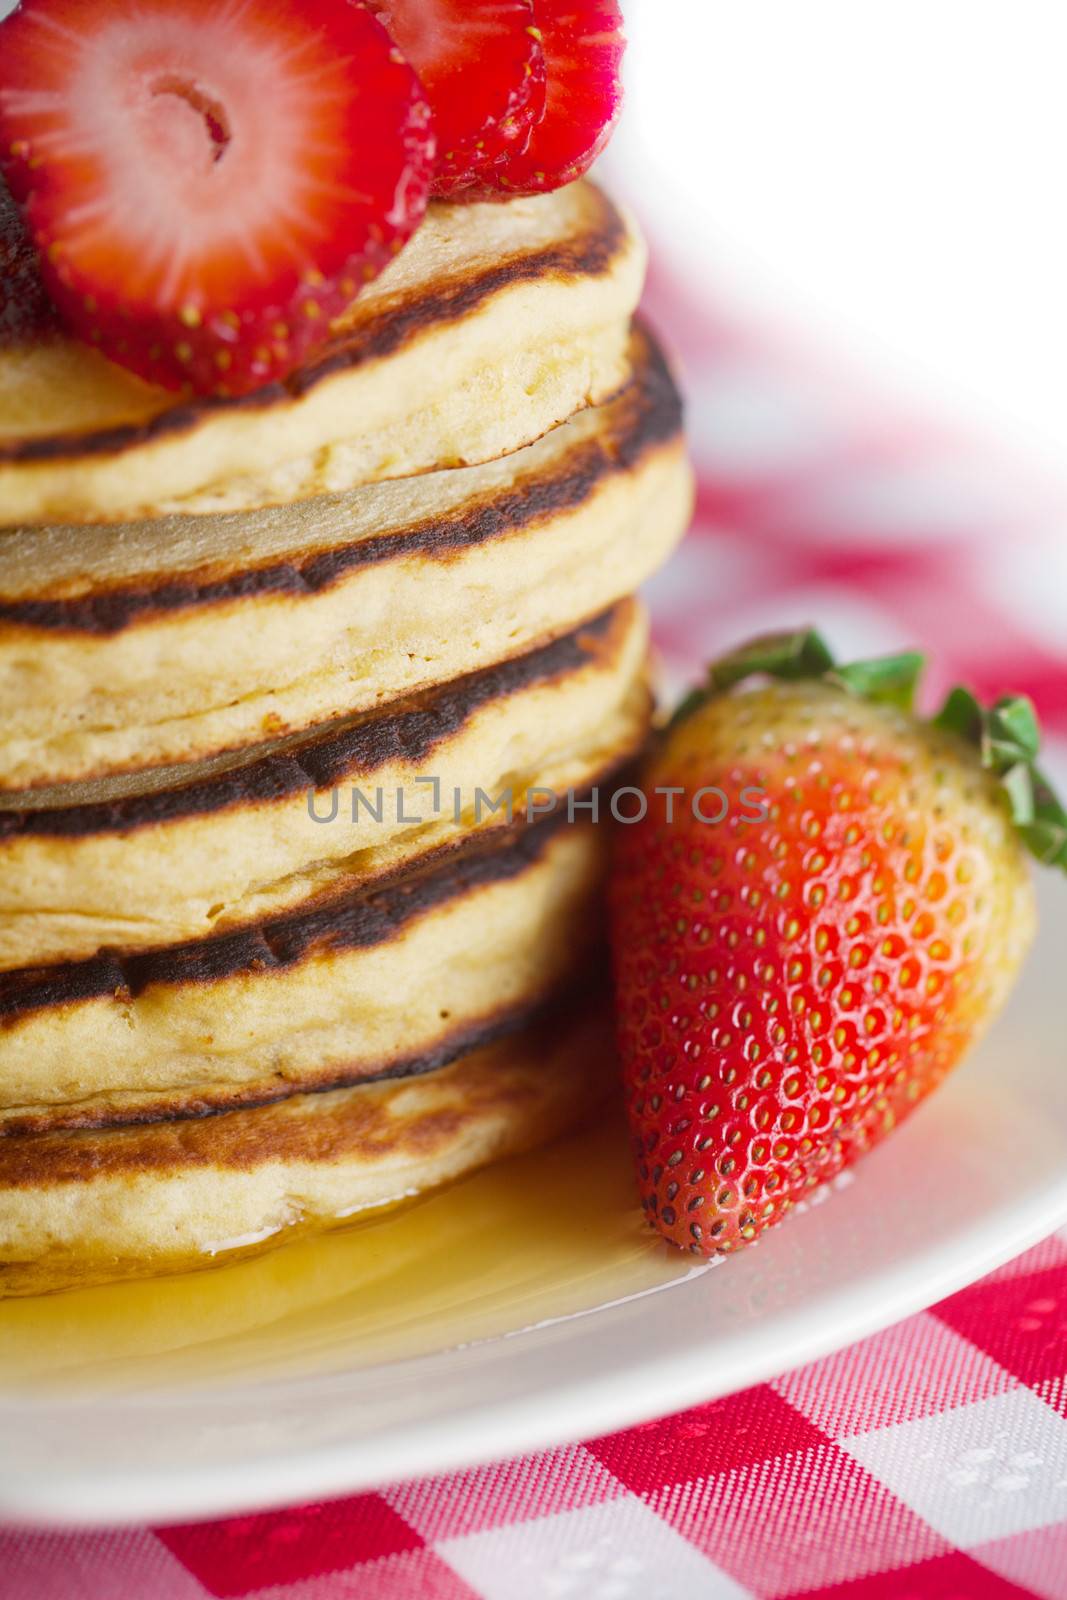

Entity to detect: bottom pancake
[0,1002,616,1298]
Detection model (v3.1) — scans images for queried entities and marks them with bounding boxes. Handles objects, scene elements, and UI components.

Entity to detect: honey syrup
[0,1104,696,1395]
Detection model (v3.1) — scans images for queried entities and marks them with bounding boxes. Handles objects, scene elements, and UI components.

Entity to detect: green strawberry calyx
[674,626,1067,872]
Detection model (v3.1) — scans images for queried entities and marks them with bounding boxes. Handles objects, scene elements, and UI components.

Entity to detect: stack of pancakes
[0,180,693,1294]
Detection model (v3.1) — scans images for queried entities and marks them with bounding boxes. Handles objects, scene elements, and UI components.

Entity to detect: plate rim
[3,1144,1066,1527]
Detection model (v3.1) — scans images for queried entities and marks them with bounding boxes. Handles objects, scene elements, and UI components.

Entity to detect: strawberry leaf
[1001,762,1036,827]
[671,628,833,728]
[706,628,835,693]
[829,651,926,712]
[987,695,1042,765]
[688,630,1067,876]
[1022,769,1067,868]
[928,689,1067,869]
[934,685,984,744]
[703,629,925,709]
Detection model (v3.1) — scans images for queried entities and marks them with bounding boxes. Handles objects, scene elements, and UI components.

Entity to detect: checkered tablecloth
[4,253,1067,1600]
[5,1233,1067,1598]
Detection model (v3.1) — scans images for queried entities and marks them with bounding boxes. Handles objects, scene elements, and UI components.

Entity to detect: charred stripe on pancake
[0,606,626,836]
[0,982,602,1137]
[0,329,680,635]
[0,188,627,464]
[0,811,578,1020]
[0,996,608,1186]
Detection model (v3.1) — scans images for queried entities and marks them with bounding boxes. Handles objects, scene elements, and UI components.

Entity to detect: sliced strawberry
[497,0,625,195]
[367,0,546,197]
[0,0,434,395]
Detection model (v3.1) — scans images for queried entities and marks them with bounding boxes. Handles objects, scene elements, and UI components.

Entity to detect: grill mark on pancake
[0,985,586,1136]
[0,997,608,1186]
[0,812,573,1020]
[0,608,624,838]
[0,188,627,464]
[0,329,680,635]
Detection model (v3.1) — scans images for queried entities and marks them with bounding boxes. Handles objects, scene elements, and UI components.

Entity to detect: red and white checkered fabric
[4,265,1067,1600]
[6,1235,1067,1598]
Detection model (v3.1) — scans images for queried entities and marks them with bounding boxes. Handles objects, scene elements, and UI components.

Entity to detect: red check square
[934,1265,1067,1391]
[790,1549,1040,1600]
[157,1494,421,1597]
[586,1385,827,1494]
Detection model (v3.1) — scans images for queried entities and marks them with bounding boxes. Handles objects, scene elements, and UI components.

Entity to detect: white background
[606,0,1067,477]
[2,0,1066,476]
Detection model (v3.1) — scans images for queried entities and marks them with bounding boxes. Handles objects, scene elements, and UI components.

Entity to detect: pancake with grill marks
[0,601,649,971]
[0,1001,615,1298]
[0,181,643,526]
[0,324,689,793]
[0,816,605,1132]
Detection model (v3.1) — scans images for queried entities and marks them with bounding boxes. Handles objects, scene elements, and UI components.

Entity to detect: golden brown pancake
[0,1001,616,1298]
[0,172,675,1302]
[0,817,606,1131]
[0,182,643,525]
[0,324,688,793]
[0,602,649,970]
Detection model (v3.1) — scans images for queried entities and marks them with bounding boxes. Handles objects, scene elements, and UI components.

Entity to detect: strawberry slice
[0,0,434,395]
[367,0,546,198]
[498,0,625,195]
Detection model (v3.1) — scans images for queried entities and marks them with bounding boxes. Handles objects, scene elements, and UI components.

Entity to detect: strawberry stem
[683,627,1067,873]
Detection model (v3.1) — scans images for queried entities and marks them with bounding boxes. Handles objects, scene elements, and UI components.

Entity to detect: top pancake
[0,181,643,526]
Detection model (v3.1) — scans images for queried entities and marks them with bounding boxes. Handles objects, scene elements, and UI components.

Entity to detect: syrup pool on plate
[0,1104,698,1396]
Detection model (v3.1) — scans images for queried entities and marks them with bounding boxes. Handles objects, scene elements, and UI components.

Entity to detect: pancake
[0,323,687,793]
[0,602,649,971]
[0,182,643,526]
[0,1000,615,1298]
[0,816,605,1131]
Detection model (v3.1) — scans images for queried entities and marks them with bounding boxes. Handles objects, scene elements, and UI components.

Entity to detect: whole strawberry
[610,630,1067,1256]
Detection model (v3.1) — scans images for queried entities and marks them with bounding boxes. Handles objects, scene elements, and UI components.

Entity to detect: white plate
[2,876,1065,1528]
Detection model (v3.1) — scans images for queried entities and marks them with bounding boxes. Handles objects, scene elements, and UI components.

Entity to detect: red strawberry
[497,0,625,195]
[366,0,546,198]
[0,0,434,395]
[610,631,1066,1257]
